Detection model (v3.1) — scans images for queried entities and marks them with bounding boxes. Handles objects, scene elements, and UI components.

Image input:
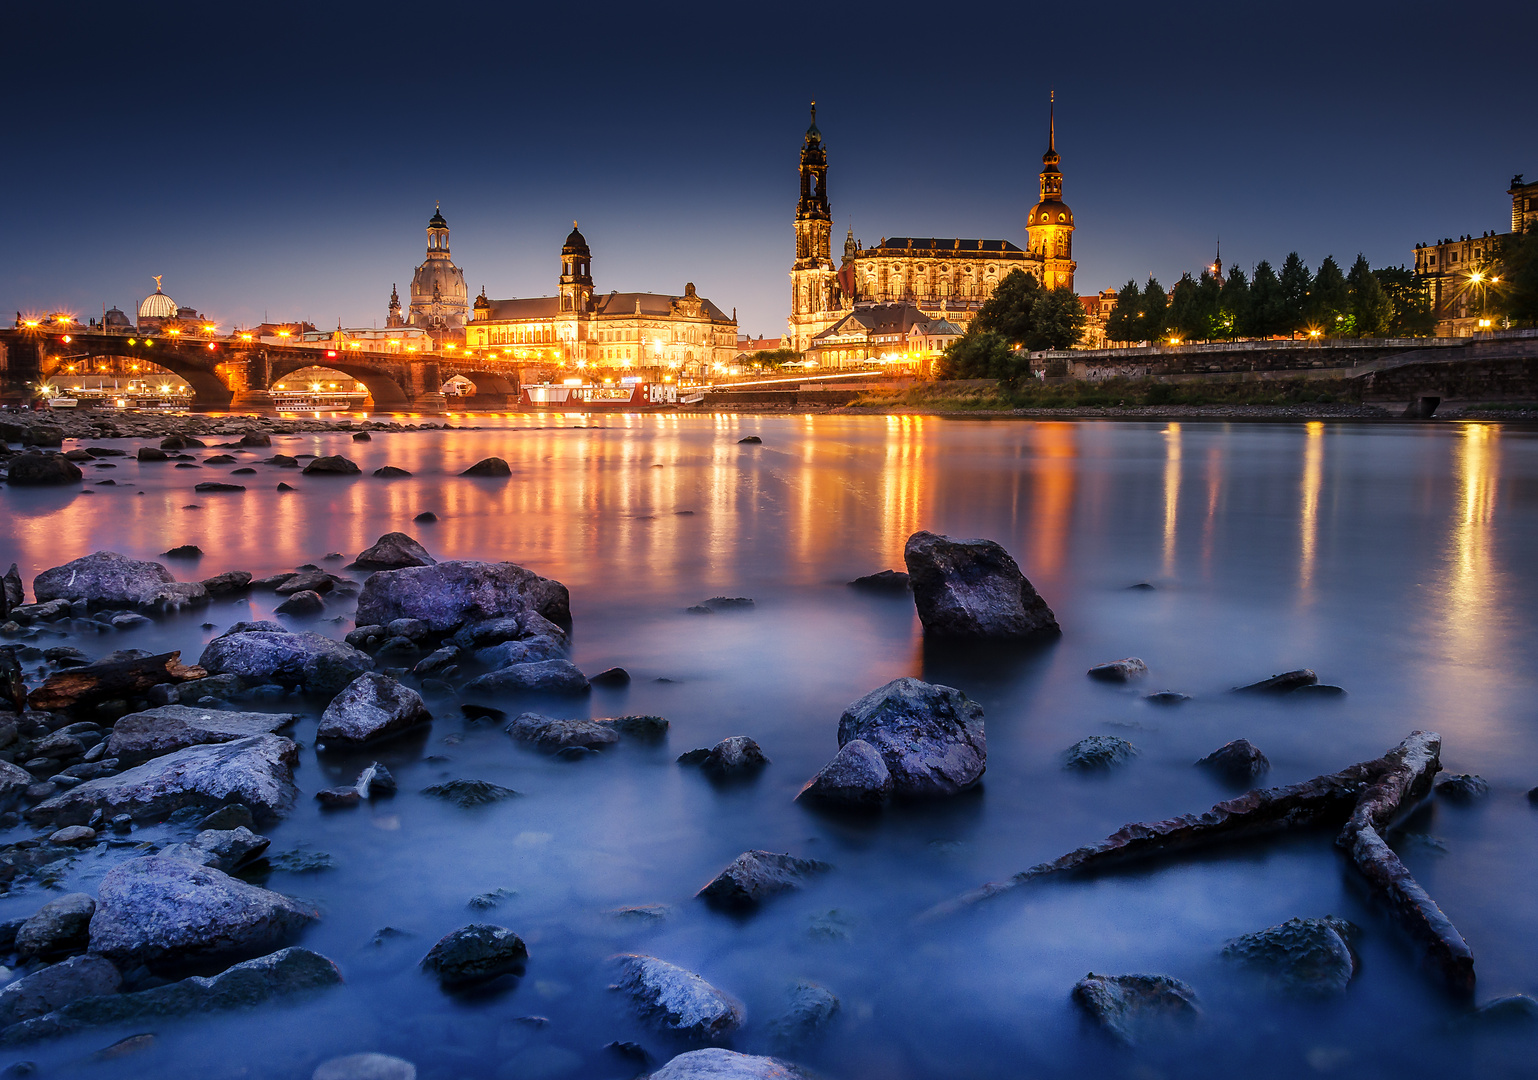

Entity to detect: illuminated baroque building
[465,224,738,378]
[786,101,1077,353]
[1413,174,1535,336]
[400,205,468,336]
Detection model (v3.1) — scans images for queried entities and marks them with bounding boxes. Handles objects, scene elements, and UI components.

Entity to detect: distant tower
[1025,93,1077,292]
[409,204,468,329]
[559,222,593,313]
[788,103,840,351]
[472,285,490,322]
[386,284,404,328]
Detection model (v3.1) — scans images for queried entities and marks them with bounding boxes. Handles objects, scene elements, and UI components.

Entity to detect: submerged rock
[834,677,985,797]
[646,1049,811,1079]
[0,955,121,1028]
[1144,691,1191,705]
[198,630,373,696]
[32,551,205,612]
[465,659,589,696]
[600,714,669,739]
[590,666,631,686]
[1064,735,1137,771]
[15,893,95,960]
[506,713,618,751]
[26,734,299,826]
[461,457,511,477]
[848,569,910,593]
[0,947,340,1045]
[1434,774,1490,803]
[302,456,361,475]
[1222,916,1359,995]
[5,454,82,486]
[903,530,1058,638]
[105,704,298,766]
[421,779,519,808]
[612,955,744,1042]
[766,981,840,1051]
[679,736,770,778]
[275,590,325,616]
[420,924,527,987]
[1071,973,1199,1045]
[313,1053,418,1080]
[1196,739,1270,783]
[87,855,318,969]
[697,851,831,911]
[1232,669,1318,695]
[316,673,431,748]
[1087,658,1148,683]
[355,560,570,635]
[797,739,892,807]
[352,533,436,571]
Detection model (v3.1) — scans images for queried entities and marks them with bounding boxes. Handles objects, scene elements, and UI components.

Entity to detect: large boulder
[5,453,82,486]
[697,851,830,911]
[1221,917,1359,995]
[464,659,589,696]
[506,712,618,751]
[419,924,527,987]
[902,531,1058,638]
[87,855,318,969]
[0,947,339,1045]
[26,734,299,826]
[302,455,361,475]
[0,955,121,1028]
[15,893,95,960]
[1071,973,1199,1046]
[316,673,431,748]
[613,955,744,1042]
[796,739,892,807]
[645,1050,812,1080]
[106,704,299,765]
[198,630,373,696]
[833,677,985,797]
[32,551,206,612]
[352,533,436,571]
[355,560,570,636]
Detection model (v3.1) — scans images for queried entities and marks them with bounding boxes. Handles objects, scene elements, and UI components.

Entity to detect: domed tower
[409,204,469,329]
[559,223,593,313]
[788,103,841,350]
[137,276,178,331]
[1025,94,1077,291]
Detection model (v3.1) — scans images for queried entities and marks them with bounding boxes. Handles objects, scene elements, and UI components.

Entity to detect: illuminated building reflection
[1299,421,1324,597]
[1162,423,1181,576]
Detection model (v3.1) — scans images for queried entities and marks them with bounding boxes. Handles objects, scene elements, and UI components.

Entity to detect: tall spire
[1049,89,1055,154]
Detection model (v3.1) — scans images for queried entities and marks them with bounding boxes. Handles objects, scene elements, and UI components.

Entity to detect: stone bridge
[0,330,530,414]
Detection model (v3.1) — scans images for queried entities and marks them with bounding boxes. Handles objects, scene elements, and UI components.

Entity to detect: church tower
[1025,94,1077,292]
[558,222,594,313]
[386,284,404,328]
[787,103,841,351]
[409,204,469,330]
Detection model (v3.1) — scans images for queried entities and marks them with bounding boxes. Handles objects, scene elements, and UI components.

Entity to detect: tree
[1245,261,1287,338]
[973,269,1041,346]
[1492,229,1538,327]
[1374,266,1436,337]
[1309,256,1351,335]
[1195,269,1224,340]
[936,329,1028,384]
[1273,253,1310,338]
[1139,277,1169,343]
[1347,254,1393,337]
[1105,280,1142,343]
[1218,265,1249,340]
[1025,286,1088,350]
[1166,274,1203,342]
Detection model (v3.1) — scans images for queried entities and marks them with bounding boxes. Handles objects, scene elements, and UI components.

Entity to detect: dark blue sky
[4,1,1533,339]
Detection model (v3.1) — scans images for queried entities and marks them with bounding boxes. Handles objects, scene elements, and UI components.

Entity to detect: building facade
[786,101,1077,352]
[1412,174,1533,336]
[465,225,738,379]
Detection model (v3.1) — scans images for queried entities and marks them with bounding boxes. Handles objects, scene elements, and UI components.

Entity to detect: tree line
[936,270,1085,381]
[1105,253,1435,344]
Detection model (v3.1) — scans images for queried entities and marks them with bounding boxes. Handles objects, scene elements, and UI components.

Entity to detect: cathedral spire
[1048,89,1055,155]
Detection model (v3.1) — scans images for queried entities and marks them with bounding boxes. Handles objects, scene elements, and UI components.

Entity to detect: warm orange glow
[240,333,253,341]
[167,328,180,336]
[203,325,216,333]
[23,320,39,328]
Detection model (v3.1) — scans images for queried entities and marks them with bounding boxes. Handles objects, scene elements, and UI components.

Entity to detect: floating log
[926,732,1474,996]
[27,651,206,712]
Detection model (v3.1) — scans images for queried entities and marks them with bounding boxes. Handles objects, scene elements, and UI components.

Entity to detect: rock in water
[355,560,570,634]
[797,738,893,807]
[461,457,511,476]
[600,714,669,739]
[506,713,618,751]
[1232,669,1318,695]
[612,955,744,1041]
[590,666,630,686]
[26,735,299,826]
[6,453,83,485]
[1065,735,1138,771]
[1071,973,1199,1046]
[0,947,340,1046]
[766,982,840,1051]
[87,855,318,969]
[1222,916,1359,995]
[313,1053,417,1080]
[1197,739,1270,783]
[465,660,590,696]
[1435,774,1490,802]
[275,590,325,616]
[474,637,568,668]
[848,569,909,593]
[697,851,831,910]
[32,551,206,611]
[352,532,436,571]
[317,673,431,748]
[157,826,271,873]
[678,736,770,778]
[15,894,95,959]
[646,1049,812,1079]
[420,924,528,987]
[0,955,121,1027]
[902,530,1058,638]
[1087,658,1148,683]
[834,677,985,797]
[201,571,253,596]
[421,779,519,808]
[198,630,373,696]
[106,704,299,765]
[302,456,361,475]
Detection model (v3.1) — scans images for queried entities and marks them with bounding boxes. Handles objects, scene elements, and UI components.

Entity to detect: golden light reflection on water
[1299,421,1325,598]
[1162,423,1181,576]
[880,414,928,560]
[1025,423,1077,576]
[1439,424,1503,672]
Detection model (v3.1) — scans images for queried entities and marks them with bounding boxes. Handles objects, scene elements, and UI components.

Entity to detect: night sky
[4,1,1533,339]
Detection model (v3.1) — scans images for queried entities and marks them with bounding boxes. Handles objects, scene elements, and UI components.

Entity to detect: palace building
[786,101,1077,353]
[464,224,738,378]
[1413,173,1535,336]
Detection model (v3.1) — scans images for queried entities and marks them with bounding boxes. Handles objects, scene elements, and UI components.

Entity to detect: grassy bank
[851,377,1360,411]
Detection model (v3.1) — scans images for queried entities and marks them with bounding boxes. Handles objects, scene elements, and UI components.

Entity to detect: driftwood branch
[926,732,1475,995]
[27,651,206,712]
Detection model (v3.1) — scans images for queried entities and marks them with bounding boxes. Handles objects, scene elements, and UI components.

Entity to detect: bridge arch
[39,349,233,410]
[269,358,410,410]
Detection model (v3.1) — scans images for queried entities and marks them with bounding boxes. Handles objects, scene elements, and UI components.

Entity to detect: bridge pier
[229,389,279,416]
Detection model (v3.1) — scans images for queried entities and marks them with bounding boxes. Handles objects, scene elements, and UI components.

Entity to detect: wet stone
[1065,736,1138,771]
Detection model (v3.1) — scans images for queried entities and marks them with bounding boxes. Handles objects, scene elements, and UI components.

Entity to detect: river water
[2,414,1537,1079]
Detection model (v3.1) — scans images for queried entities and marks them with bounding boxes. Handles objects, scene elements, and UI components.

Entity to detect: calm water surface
[2,414,1537,1079]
